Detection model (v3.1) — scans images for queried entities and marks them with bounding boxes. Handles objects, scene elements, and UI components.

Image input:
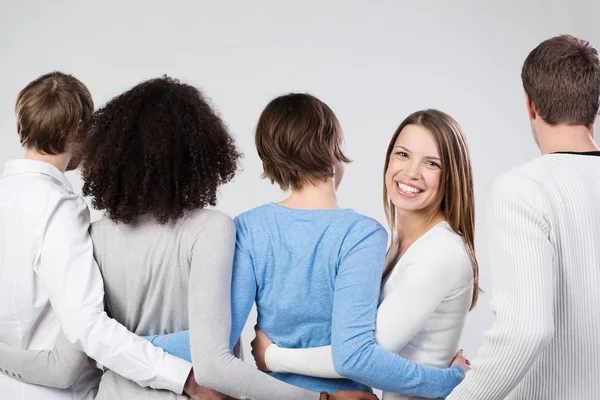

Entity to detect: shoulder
[43,187,90,229]
[90,216,113,240]
[340,212,388,251]
[487,158,555,215]
[347,212,387,237]
[407,223,472,280]
[31,176,88,215]
[234,204,272,229]
[185,208,235,237]
[490,156,562,198]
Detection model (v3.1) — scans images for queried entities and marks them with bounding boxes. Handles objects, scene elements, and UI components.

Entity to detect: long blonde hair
[382,109,480,310]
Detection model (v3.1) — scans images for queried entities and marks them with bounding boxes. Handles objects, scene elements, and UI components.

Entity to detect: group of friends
[0,34,599,400]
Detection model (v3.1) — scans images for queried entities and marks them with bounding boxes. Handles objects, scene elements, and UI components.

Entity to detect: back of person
[92,209,215,399]
[0,164,101,400]
[507,153,600,397]
[234,203,379,393]
[77,76,241,399]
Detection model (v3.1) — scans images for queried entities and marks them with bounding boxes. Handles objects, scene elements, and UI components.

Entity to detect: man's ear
[524,91,536,120]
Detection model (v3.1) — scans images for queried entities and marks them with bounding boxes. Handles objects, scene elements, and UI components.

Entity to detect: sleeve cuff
[264,343,278,372]
[141,335,158,344]
[450,364,466,381]
[152,354,192,394]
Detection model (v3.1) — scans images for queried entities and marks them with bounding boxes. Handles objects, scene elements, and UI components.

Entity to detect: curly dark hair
[81,76,241,224]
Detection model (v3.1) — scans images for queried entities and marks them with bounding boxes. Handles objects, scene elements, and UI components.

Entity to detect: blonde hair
[15,71,93,154]
[383,109,480,310]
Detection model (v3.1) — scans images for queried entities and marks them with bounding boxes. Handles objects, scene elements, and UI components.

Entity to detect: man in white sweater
[448,35,600,400]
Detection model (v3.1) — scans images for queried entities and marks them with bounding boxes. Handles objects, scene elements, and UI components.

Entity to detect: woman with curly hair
[0,78,365,400]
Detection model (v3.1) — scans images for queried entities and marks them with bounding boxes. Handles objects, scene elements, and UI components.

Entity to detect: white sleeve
[375,239,471,354]
[447,175,555,400]
[265,344,341,379]
[266,233,471,377]
[0,331,87,389]
[35,195,191,394]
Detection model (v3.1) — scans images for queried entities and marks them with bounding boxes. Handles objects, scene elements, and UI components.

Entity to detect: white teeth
[397,183,421,194]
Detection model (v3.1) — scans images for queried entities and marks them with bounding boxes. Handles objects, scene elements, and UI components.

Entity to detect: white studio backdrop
[1,0,598,377]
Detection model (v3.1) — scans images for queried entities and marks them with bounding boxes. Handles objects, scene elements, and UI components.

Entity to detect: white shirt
[0,159,191,400]
[448,153,600,400]
[265,221,473,400]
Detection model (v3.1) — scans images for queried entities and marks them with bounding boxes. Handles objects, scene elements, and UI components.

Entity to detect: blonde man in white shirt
[447,35,600,400]
[0,71,206,400]
[250,109,477,400]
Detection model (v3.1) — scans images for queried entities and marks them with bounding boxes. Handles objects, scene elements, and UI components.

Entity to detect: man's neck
[278,179,339,210]
[537,123,599,155]
[24,148,71,172]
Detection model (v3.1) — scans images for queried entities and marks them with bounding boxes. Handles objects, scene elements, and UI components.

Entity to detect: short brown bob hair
[255,93,350,191]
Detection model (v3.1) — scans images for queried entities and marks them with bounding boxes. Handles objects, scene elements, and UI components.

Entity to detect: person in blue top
[146,93,468,397]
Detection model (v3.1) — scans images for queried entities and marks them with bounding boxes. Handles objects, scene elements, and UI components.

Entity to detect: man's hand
[329,390,379,400]
[450,349,471,374]
[183,370,234,400]
[250,326,273,371]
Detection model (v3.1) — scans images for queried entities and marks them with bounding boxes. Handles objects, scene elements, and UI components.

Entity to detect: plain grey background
[1,0,598,376]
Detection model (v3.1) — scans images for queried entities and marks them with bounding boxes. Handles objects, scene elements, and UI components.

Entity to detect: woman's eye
[396,152,407,158]
[426,161,441,168]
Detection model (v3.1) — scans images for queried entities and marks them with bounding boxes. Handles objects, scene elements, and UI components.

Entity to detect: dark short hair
[81,76,241,224]
[255,93,350,191]
[15,71,94,154]
[522,35,600,127]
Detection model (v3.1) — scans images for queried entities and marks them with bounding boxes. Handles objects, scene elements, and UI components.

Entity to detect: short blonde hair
[15,71,93,154]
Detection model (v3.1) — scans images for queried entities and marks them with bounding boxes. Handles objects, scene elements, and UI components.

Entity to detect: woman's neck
[278,179,339,210]
[396,209,445,255]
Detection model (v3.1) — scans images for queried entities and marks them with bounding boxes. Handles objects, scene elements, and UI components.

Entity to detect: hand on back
[184,370,234,400]
[450,349,471,374]
[250,326,273,371]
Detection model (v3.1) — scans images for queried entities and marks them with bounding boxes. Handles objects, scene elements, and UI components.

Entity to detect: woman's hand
[250,326,274,371]
[184,370,234,400]
[450,349,471,374]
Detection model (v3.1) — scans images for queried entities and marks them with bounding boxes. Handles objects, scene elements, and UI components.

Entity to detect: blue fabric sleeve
[141,331,191,362]
[228,230,257,350]
[330,224,464,398]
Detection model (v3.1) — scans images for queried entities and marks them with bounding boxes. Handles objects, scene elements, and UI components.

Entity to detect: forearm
[333,341,464,398]
[0,332,87,389]
[265,344,342,379]
[194,347,319,400]
[65,310,192,393]
[142,331,191,362]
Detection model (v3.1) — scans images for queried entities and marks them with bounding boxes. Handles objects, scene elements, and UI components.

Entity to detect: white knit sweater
[448,152,600,400]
